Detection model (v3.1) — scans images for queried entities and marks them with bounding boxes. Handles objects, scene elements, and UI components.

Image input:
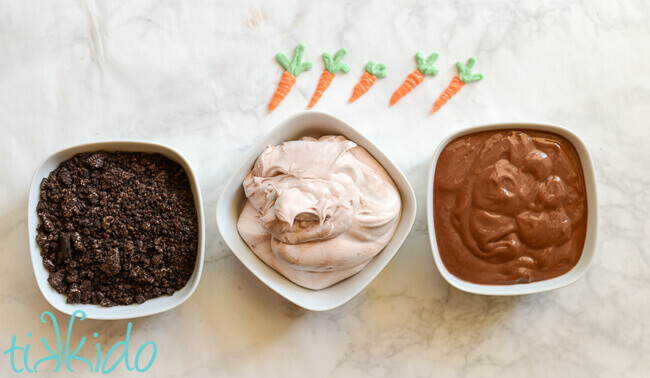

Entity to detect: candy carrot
[307,48,350,109]
[269,44,313,112]
[431,57,483,113]
[349,61,387,103]
[390,52,439,107]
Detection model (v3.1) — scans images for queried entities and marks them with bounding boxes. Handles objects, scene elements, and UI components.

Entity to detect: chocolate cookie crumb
[36,151,198,306]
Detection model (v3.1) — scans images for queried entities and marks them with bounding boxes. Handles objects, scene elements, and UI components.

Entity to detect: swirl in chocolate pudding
[433,130,588,284]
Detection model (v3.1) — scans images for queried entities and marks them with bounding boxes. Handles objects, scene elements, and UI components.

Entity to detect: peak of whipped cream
[237,135,402,290]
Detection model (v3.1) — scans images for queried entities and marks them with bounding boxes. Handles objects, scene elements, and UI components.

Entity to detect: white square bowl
[216,111,417,311]
[28,141,205,319]
[427,122,598,295]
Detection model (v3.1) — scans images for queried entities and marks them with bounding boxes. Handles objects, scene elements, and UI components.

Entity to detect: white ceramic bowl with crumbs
[28,141,205,320]
[427,122,598,295]
[216,111,417,311]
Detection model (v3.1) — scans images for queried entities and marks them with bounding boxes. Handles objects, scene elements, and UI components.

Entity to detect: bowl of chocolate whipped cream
[217,112,416,310]
[427,122,598,295]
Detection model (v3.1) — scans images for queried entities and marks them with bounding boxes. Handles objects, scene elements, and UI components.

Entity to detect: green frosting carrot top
[276,44,313,77]
[323,48,351,75]
[365,61,387,78]
[415,52,439,76]
[457,57,483,83]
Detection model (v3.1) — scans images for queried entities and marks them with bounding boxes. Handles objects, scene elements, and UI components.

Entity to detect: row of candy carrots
[268,44,483,114]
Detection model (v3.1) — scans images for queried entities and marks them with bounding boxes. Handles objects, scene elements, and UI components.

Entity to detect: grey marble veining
[1,0,649,376]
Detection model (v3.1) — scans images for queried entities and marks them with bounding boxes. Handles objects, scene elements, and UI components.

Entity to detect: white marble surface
[1,0,649,376]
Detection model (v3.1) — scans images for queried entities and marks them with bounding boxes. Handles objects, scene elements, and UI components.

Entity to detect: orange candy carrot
[431,57,483,113]
[431,76,464,113]
[269,71,297,112]
[307,48,350,109]
[390,52,439,106]
[349,61,387,103]
[390,70,424,106]
[269,44,313,112]
[309,70,335,108]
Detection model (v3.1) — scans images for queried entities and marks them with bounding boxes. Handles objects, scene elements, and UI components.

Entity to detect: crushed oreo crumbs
[36,151,198,306]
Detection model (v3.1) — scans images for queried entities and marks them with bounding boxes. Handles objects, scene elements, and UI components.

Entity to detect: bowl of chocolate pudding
[427,123,597,295]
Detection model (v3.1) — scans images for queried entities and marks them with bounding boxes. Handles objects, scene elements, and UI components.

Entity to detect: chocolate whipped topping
[433,130,588,285]
[238,135,402,290]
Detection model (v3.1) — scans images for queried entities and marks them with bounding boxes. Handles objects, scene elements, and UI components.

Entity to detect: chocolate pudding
[433,130,588,285]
